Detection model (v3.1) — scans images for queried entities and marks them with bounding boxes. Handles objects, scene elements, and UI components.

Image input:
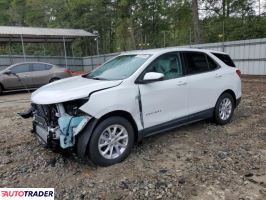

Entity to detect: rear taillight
[64,69,72,74]
[236,69,241,78]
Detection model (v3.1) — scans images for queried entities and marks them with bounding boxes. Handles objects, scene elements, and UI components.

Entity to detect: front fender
[79,85,142,130]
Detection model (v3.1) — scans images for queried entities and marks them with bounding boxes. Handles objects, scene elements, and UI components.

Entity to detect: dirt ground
[0,76,266,200]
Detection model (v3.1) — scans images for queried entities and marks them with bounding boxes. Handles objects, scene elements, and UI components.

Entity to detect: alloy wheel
[98,124,129,159]
[219,97,232,120]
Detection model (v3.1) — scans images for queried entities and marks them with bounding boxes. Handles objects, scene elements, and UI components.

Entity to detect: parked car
[0,62,72,94]
[21,48,241,166]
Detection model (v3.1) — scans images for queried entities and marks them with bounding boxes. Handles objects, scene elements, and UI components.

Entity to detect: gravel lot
[0,76,266,200]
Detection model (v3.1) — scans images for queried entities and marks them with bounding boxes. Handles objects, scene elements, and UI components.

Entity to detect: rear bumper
[236,97,241,108]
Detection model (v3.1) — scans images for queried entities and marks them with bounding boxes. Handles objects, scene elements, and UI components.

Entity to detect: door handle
[215,74,222,78]
[177,81,187,86]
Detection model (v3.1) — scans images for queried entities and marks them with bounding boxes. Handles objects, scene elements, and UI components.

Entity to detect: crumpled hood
[31,76,122,105]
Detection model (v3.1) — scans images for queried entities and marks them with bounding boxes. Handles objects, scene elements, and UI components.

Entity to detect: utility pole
[93,30,99,55]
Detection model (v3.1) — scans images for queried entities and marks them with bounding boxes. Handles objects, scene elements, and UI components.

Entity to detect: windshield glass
[85,54,150,80]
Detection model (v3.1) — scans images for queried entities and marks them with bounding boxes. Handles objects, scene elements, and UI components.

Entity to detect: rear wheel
[88,116,134,166]
[0,84,3,95]
[214,93,235,125]
[49,78,60,83]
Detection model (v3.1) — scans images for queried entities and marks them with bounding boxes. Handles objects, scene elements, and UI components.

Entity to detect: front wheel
[214,93,235,125]
[88,116,134,166]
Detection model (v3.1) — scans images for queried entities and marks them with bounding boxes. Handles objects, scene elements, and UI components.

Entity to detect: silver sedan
[0,62,72,94]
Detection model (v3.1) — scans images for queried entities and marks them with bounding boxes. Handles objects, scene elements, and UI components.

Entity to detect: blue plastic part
[58,115,86,149]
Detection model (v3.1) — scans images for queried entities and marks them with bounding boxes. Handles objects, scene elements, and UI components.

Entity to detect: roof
[0,26,96,43]
[121,47,226,56]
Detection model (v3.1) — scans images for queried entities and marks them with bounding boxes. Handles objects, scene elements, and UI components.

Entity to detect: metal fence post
[63,36,68,68]
[91,55,93,70]
[20,35,26,62]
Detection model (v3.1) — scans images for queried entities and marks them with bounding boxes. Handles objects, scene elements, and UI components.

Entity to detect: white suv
[21,48,241,166]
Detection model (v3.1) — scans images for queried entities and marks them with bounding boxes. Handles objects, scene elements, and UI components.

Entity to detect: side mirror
[3,70,12,75]
[143,72,164,82]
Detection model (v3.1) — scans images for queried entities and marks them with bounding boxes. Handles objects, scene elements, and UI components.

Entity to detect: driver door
[138,52,188,128]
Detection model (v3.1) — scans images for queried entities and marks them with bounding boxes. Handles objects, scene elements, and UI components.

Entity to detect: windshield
[85,54,150,80]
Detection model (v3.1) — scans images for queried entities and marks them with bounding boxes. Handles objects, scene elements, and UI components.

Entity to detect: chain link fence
[0,38,265,75]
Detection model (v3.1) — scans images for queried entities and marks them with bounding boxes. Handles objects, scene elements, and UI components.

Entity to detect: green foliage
[0,0,265,55]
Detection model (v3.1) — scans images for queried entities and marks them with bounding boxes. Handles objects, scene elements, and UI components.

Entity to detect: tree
[0,0,265,55]
[192,0,201,43]
[8,0,27,25]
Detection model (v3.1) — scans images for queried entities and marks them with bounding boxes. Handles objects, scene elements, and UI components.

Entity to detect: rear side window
[207,56,219,70]
[33,63,51,71]
[212,53,235,67]
[183,52,209,74]
[182,52,219,75]
[11,64,31,73]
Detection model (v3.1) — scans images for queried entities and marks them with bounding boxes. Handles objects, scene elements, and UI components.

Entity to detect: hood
[31,76,122,105]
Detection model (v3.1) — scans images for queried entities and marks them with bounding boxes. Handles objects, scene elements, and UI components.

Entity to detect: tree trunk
[226,0,230,17]
[222,0,226,18]
[192,0,201,43]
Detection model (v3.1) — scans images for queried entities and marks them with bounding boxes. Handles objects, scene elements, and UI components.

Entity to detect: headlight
[63,98,89,116]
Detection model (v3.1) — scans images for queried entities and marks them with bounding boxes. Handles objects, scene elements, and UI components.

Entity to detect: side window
[45,64,53,70]
[145,53,183,80]
[33,63,48,71]
[11,64,30,73]
[207,55,219,70]
[183,52,209,75]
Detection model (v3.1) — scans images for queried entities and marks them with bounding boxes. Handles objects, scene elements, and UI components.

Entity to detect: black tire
[49,78,60,83]
[88,116,134,166]
[214,93,235,125]
[0,84,3,95]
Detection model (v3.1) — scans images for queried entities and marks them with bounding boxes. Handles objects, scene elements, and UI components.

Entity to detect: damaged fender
[76,118,98,158]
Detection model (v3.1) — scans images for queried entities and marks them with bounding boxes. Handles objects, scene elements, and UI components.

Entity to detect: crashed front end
[20,76,123,153]
[28,99,91,149]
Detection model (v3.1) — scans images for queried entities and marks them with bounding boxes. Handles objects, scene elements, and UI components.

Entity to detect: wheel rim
[219,97,232,120]
[98,124,128,159]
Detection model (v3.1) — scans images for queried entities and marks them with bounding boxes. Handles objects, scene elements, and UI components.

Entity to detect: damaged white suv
[21,48,241,166]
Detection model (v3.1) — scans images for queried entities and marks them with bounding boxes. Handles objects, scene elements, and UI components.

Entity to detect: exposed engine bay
[20,99,91,149]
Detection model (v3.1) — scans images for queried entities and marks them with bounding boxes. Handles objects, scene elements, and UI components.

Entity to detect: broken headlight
[63,98,89,116]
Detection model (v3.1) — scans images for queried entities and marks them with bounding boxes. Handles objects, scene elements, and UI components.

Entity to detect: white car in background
[21,48,241,166]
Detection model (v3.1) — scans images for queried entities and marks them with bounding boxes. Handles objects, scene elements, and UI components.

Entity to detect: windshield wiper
[91,77,108,80]
[83,74,109,80]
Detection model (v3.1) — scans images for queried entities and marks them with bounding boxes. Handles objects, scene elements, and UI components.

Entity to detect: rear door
[3,63,32,89]
[31,63,53,87]
[182,51,223,115]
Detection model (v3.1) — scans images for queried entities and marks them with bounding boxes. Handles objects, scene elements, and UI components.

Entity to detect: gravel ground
[0,76,266,200]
